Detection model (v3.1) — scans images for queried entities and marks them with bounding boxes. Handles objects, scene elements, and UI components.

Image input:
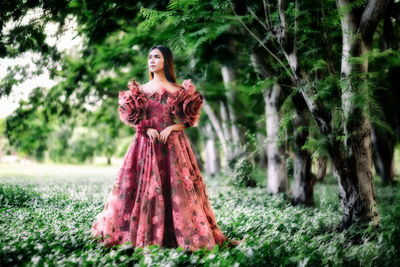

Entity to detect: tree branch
[360,0,390,46]
[230,3,296,81]
[262,0,272,29]
[247,6,269,31]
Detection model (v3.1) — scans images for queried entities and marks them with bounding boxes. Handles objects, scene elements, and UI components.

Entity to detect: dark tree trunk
[371,126,396,185]
[292,151,313,206]
[290,89,315,205]
[291,109,314,206]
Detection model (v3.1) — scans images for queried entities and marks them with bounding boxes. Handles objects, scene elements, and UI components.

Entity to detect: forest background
[1,0,400,266]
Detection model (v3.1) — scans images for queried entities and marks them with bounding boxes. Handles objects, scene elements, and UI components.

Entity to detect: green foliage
[1,165,399,266]
[368,48,400,135]
[227,155,255,187]
[167,0,200,10]
[137,0,240,54]
[137,8,173,33]
[68,127,97,163]
[5,87,52,161]
[278,93,296,148]
[337,0,369,15]
[250,77,278,96]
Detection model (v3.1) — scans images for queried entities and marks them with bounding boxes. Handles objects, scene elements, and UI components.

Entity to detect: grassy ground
[0,162,399,266]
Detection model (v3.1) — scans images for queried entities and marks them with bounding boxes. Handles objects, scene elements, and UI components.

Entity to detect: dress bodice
[141,88,180,131]
[118,79,203,138]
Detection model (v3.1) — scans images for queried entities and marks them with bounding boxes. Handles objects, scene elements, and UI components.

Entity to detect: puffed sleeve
[170,79,203,128]
[118,81,148,126]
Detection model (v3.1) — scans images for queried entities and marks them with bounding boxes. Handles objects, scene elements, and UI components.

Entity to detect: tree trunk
[219,99,233,162]
[256,126,268,169]
[371,125,396,185]
[277,0,317,199]
[264,83,288,194]
[291,109,314,206]
[203,122,220,177]
[250,53,269,170]
[221,65,241,145]
[220,64,246,168]
[202,98,229,162]
[315,155,327,182]
[250,51,288,194]
[333,0,388,228]
[292,150,313,205]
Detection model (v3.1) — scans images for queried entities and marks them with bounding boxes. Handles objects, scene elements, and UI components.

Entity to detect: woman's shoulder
[121,79,151,97]
[119,79,148,103]
[180,79,197,95]
[169,82,185,93]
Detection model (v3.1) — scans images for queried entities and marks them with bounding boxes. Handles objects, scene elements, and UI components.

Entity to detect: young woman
[91,45,237,251]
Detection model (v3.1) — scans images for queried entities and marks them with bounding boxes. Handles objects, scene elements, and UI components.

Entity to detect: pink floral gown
[91,79,229,251]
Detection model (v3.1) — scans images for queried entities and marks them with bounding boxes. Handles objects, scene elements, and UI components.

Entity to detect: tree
[233,0,389,227]
[333,0,389,227]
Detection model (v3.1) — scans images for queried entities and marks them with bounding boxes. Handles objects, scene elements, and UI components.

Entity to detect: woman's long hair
[148,45,181,87]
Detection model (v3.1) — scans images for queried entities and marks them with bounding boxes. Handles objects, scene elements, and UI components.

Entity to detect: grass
[0,162,399,266]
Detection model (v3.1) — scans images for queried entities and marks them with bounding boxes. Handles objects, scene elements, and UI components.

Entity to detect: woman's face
[148,48,164,73]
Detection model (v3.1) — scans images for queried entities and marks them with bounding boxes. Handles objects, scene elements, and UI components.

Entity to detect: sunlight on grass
[0,162,120,180]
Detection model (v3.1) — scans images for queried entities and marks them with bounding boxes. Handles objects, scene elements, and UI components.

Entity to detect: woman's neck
[151,72,168,84]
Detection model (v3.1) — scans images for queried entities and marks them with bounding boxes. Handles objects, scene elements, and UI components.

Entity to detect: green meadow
[1,162,399,266]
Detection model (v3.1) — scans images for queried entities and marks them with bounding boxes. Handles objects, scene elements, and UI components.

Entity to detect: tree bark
[264,83,288,194]
[291,108,314,206]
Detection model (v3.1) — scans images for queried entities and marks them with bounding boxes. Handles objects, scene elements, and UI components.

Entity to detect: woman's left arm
[159,123,187,143]
[169,123,187,131]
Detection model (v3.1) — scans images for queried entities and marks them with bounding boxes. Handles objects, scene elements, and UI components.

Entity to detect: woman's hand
[159,126,173,144]
[146,128,160,142]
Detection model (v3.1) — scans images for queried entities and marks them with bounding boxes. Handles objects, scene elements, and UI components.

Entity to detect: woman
[91,45,236,251]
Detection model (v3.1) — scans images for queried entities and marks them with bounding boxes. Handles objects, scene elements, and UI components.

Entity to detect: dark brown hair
[148,45,181,87]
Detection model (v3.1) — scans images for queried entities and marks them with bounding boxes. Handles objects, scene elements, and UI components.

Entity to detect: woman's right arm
[128,123,138,130]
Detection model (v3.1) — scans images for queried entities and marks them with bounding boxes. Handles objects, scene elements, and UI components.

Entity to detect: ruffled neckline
[138,85,182,99]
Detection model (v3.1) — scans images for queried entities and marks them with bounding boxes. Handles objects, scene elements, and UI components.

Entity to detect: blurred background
[1,0,400,199]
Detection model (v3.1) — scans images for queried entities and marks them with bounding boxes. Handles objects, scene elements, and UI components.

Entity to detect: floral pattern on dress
[91,79,228,251]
